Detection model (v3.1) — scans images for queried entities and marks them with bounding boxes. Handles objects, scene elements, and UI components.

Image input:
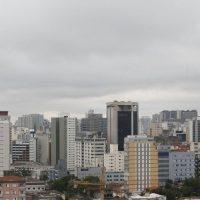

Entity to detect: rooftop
[0,176,25,183]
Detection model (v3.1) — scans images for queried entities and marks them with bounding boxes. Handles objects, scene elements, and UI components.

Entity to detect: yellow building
[124,135,158,193]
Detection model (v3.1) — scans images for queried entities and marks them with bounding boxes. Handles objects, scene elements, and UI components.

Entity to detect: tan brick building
[124,135,158,193]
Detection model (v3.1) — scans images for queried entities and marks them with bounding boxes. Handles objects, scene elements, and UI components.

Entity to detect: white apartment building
[104,144,125,172]
[29,137,37,162]
[65,118,76,173]
[0,112,10,175]
[51,116,77,174]
[75,133,106,168]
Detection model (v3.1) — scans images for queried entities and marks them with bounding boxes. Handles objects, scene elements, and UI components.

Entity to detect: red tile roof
[0,176,25,183]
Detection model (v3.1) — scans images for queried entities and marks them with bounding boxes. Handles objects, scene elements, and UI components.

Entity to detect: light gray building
[75,132,106,168]
[37,133,50,165]
[169,151,195,182]
[139,116,151,135]
[107,101,139,151]
[51,115,77,174]
[81,110,107,137]
[189,116,200,142]
[15,114,44,131]
[106,171,125,184]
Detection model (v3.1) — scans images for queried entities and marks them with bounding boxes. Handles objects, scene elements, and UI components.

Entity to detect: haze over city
[1,0,200,120]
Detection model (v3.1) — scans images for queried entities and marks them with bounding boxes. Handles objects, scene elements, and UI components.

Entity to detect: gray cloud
[0,0,200,120]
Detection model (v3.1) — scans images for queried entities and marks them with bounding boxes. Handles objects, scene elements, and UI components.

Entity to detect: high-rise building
[0,111,10,176]
[139,116,151,135]
[12,140,30,162]
[37,133,50,165]
[157,145,170,186]
[12,136,37,163]
[75,132,106,168]
[189,116,200,142]
[124,135,158,193]
[81,110,107,137]
[107,101,138,151]
[15,114,44,131]
[181,110,197,123]
[51,115,77,174]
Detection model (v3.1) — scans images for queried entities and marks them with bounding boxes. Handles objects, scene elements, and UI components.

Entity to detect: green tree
[83,176,100,183]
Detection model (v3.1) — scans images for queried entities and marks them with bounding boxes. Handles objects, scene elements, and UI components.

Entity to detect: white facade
[29,137,37,162]
[66,118,76,173]
[104,144,125,172]
[75,133,106,168]
[26,180,46,193]
[51,116,77,174]
[129,193,166,200]
[0,113,10,175]
[190,142,200,155]
[11,126,29,141]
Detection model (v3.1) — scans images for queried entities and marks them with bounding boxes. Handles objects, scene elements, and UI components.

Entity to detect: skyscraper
[0,111,10,176]
[107,101,138,151]
[51,115,77,174]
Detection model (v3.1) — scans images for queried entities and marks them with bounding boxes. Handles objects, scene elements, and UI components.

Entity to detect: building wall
[75,167,105,180]
[157,145,170,186]
[104,144,125,172]
[81,110,107,137]
[29,137,37,162]
[139,117,151,135]
[0,177,26,200]
[37,133,50,165]
[107,101,138,151]
[0,114,10,175]
[12,140,29,162]
[169,151,195,182]
[26,181,46,193]
[124,136,158,193]
[15,114,44,131]
[75,134,106,168]
[51,116,76,173]
[106,171,125,184]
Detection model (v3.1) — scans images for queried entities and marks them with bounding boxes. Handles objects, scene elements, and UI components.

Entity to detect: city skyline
[1,1,200,121]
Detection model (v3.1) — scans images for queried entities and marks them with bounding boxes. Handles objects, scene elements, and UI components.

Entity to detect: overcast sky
[1,0,200,121]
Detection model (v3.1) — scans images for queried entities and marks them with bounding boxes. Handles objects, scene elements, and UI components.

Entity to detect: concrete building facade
[124,135,158,193]
[51,115,77,173]
[169,151,195,182]
[15,114,44,131]
[104,144,125,172]
[107,101,138,151]
[75,132,106,168]
[0,111,10,176]
[157,145,170,186]
[75,167,105,180]
[81,110,107,137]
